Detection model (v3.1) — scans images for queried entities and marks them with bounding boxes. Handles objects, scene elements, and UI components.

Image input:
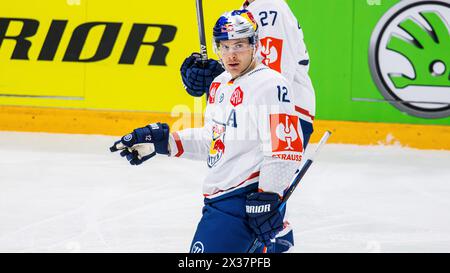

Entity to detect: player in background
[180,0,316,252]
[110,10,314,253]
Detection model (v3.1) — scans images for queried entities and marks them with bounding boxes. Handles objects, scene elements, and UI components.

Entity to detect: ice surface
[0,132,449,253]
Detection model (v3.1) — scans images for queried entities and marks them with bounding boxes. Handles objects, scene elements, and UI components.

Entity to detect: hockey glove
[180,53,224,97]
[110,122,170,165]
[246,192,286,247]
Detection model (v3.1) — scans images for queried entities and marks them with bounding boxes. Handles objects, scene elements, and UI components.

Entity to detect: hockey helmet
[213,10,259,55]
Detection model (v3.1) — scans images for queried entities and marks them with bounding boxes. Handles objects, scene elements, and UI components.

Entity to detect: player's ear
[253,41,259,56]
[252,37,259,51]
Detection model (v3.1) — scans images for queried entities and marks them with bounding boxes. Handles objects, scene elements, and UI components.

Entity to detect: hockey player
[110,10,313,253]
[180,0,316,252]
[181,0,315,115]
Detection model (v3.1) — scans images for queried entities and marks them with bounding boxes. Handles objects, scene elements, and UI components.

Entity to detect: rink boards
[0,0,449,149]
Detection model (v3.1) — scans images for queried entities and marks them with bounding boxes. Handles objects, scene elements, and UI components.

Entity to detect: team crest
[260,37,283,73]
[208,122,226,168]
[230,86,244,107]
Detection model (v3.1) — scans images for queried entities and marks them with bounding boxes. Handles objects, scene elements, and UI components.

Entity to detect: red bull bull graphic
[208,123,226,168]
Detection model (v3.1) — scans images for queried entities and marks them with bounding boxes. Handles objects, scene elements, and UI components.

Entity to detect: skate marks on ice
[1,132,450,252]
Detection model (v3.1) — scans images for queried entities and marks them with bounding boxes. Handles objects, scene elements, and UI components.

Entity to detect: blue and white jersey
[244,0,316,122]
[169,64,311,200]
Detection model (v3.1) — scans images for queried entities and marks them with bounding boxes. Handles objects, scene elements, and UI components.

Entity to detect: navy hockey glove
[180,53,224,97]
[110,123,170,165]
[246,192,286,247]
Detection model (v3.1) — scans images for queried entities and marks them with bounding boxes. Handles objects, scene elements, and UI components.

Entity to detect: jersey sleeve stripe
[298,59,310,66]
[295,105,315,121]
[172,132,184,157]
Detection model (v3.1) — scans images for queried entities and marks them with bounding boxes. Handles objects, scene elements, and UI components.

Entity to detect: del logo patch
[209,82,221,104]
[230,86,244,107]
[270,114,303,153]
[260,37,283,73]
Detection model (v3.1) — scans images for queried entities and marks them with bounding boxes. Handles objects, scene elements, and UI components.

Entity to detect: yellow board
[2,1,449,151]
[0,0,243,113]
[1,106,449,150]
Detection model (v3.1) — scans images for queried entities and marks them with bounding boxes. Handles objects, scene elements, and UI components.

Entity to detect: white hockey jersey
[244,0,316,121]
[169,64,309,200]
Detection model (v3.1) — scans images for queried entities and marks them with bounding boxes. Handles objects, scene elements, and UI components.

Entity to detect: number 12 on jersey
[277,85,290,103]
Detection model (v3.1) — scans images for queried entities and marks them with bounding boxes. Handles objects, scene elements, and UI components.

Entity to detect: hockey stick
[247,130,332,253]
[195,0,208,61]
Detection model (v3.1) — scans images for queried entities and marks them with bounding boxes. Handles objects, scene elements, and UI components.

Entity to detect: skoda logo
[369,0,450,119]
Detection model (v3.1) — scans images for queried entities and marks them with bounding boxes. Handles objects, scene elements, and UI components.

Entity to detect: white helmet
[212,10,259,56]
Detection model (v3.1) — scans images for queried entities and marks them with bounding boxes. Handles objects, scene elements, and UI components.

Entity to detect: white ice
[0,131,450,253]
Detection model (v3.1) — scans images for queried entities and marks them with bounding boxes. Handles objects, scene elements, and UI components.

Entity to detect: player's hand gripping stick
[247,130,332,253]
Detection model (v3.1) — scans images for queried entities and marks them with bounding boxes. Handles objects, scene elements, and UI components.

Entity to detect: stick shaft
[281,130,331,206]
[247,131,332,253]
[195,0,208,61]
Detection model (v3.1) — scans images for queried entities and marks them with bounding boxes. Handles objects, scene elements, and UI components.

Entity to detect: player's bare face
[219,39,255,78]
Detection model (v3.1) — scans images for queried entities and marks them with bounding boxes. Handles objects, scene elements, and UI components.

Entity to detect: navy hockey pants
[189,184,294,253]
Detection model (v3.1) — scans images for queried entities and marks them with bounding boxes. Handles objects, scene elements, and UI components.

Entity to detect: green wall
[289,0,450,125]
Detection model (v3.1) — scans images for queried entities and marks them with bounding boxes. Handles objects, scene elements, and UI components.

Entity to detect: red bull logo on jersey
[208,123,226,168]
[270,113,303,161]
[260,37,283,73]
